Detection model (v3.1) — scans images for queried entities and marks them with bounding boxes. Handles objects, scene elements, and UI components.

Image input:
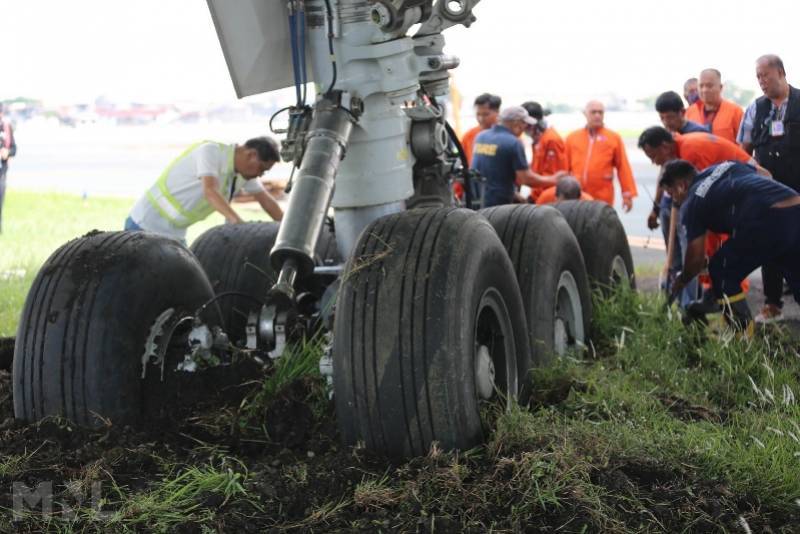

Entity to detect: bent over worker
[472,106,556,208]
[664,160,800,329]
[126,137,284,243]
[564,101,637,211]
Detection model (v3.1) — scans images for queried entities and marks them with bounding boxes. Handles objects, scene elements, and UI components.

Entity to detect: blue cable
[299,8,307,104]
[288,10,302,106]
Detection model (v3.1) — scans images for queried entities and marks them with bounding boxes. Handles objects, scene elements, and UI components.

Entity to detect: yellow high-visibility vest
[145,141,235,228]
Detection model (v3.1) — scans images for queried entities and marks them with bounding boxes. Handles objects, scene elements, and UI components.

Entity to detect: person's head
[637,126,677,166]
[698,69,723,107]
[235,137,280,179]
[474,93,501,129]
[555,176,582,201]
[755,54,789,99]
[683,78,699,105]
[499,106,537,137]
[583,100,605,129]
[521,101,548,140]
[659,159,698,205]
[655,91,688,132]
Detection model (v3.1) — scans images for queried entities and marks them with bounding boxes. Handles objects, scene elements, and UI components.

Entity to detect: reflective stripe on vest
[146,141,235,228]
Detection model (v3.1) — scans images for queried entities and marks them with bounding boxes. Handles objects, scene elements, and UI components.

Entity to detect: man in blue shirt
[663,159,800,328]
[472,106,557,208]
[655,91,708,135]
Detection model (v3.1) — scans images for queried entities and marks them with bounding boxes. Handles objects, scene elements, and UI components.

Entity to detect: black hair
[555,176,582,200]
[637,126,675,150]
[521,101,544,121]
[655,91,685,113]
[660,159,698,188]
[474,93,502,111]
[245,136,281,162]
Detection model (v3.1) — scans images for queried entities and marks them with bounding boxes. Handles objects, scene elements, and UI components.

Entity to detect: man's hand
[0,148,9,160]
[647,210,660,230]
[202,175,244,224]
[622,192,633,212]
[670,271,687,303]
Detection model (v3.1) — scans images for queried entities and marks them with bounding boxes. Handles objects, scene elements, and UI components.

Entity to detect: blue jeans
[124,216,142,231]
[124,216,186,246]
[660,197,699,308]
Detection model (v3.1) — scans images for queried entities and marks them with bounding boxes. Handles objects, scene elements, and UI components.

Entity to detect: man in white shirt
[125,137,284,243]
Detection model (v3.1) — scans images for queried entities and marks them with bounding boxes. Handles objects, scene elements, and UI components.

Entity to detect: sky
[5,0,800,107]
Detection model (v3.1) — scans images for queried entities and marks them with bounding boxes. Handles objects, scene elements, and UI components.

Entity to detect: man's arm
[737,103,755,155]
[253,190,284,221]
[202,175,243,224]
[613,136,637,212]
[515,169,556,188]
[672,234,706,294]
[647,183,664,230]
[750,159,772,178]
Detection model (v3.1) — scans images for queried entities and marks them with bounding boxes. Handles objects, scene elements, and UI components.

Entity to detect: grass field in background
[0,189,273,337]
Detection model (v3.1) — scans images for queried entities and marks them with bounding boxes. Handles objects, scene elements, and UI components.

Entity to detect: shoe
[725,299,753,331]
[755,304,783,324]
[683,293,719,325]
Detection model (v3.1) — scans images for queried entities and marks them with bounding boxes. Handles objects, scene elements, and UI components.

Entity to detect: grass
[0,189,275,337]
[2,190,800,530]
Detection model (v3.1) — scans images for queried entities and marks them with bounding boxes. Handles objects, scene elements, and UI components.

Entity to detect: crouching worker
[125,137,284,243]
[535,176,594,204]
[663,159,800,329]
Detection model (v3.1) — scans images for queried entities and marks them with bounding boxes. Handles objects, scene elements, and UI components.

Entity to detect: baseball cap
[499,106,537,126]
[521,101,551,121]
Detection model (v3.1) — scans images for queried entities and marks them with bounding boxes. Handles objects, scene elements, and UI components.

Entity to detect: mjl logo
[11,481,110,521]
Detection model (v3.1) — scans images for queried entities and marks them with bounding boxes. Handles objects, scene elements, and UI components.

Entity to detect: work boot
[683,291,718,325]
[721,296,753,332]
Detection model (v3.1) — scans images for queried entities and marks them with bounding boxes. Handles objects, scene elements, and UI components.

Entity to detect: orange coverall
[529,127,568,202]
[684,99,744,144]
[535,187,593,205]
[455,125,483,198]
[564,127,638,206]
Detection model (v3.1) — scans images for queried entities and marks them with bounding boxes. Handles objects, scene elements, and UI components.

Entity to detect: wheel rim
[610,255,630,285]
[554,270,585,356]
[474,287,517,403]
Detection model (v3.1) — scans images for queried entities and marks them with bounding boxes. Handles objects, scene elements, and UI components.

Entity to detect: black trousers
[709,206,800,304]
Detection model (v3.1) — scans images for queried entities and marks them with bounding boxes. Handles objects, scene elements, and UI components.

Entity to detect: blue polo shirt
[471,125,528,208]
[681,161,797,241]
[679,120,709,134]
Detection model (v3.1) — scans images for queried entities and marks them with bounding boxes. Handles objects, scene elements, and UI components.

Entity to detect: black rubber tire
[553,200,636,291]
[481,205,592,366]
[333,208,531,457]
[13,231,218,427]
[190,220,341,344]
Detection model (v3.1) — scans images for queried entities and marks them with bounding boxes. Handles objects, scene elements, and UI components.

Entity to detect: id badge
[771,120,785,137]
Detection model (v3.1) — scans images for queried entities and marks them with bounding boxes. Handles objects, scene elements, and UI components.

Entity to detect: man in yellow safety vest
[125,137,284,243]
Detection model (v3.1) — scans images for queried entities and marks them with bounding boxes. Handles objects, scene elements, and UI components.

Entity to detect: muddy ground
[0,358,797,532]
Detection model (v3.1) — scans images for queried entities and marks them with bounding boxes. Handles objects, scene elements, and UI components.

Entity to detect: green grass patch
[0,189,274,336]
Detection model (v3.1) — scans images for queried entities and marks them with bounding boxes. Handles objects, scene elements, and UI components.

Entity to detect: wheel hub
[554,270,585,356]
[611,255,629,284]
[475,344,496,400]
